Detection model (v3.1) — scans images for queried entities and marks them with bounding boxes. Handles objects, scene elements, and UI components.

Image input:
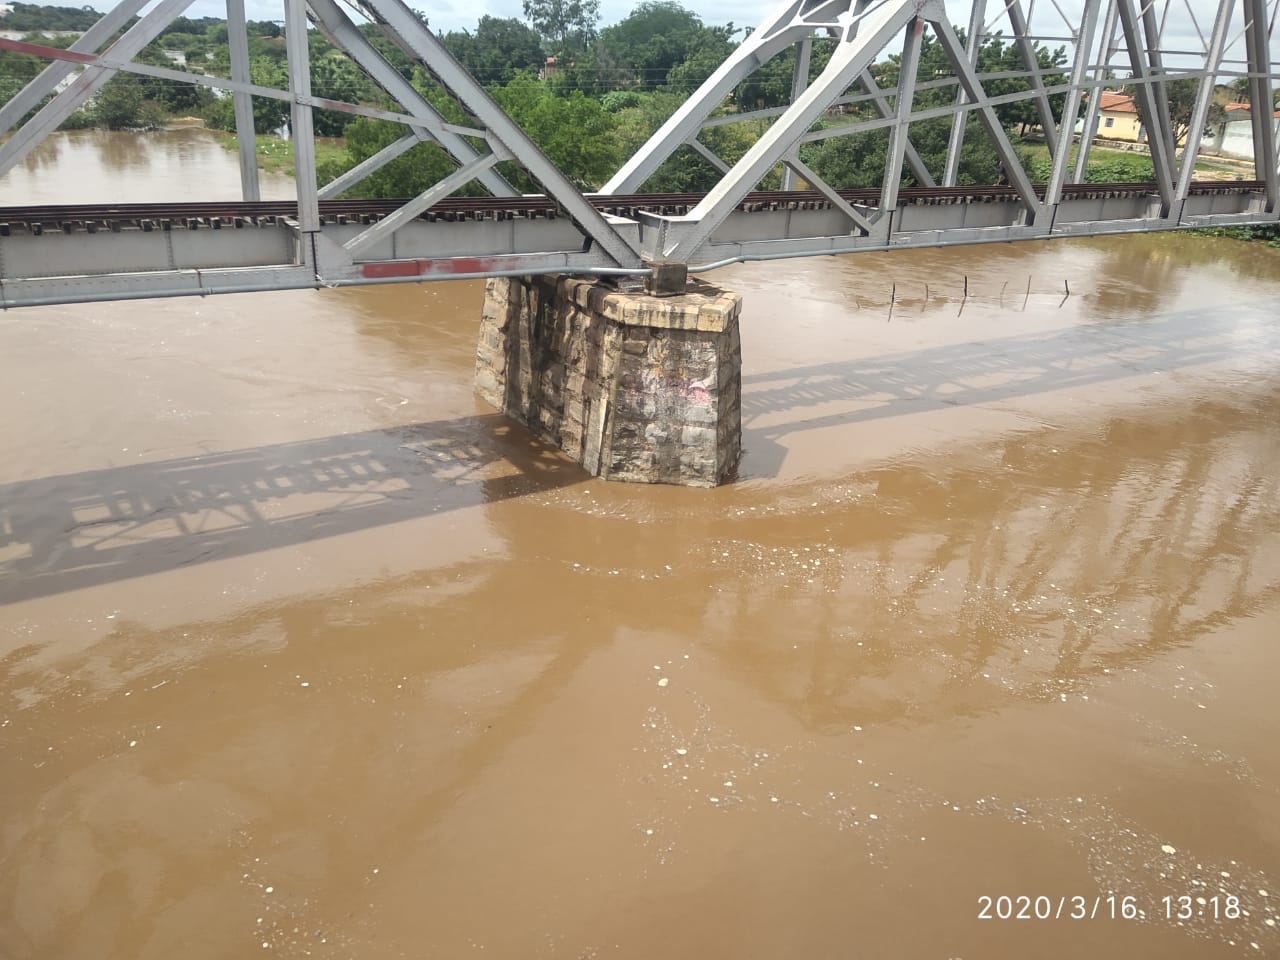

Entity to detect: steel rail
[0,181,1261,230]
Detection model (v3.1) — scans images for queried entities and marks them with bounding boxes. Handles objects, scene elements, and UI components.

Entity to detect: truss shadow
[741,299,1279,458]
[0,414,586,605]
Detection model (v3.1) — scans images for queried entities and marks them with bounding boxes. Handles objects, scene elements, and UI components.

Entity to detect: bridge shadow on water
[740,297,1279,467]
[2,298,1276,604]
[0,414,587,605]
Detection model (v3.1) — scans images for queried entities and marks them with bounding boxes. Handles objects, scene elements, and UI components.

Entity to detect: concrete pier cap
[475,271,743,487]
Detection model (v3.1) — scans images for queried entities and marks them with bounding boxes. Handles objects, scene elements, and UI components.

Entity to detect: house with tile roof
[1087,91,1144,143]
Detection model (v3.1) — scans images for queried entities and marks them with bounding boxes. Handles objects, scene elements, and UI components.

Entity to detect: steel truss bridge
[0,0,1277,307]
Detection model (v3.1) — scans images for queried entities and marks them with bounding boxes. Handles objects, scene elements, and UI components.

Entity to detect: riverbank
[206,127,348,177]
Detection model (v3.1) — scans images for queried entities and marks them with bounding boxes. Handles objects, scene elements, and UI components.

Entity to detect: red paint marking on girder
[362,261,423,279]
[361,257,522,279]
[0,38,98,63]
[437,257,496,274]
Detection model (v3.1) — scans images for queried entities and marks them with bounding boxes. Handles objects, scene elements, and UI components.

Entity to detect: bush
[136,101,169,131]
[59,109,96,130]
[1194,224,1280,246]
[1023,151,1154,185]
[1085,155,1154,183]
[93,81,144,130]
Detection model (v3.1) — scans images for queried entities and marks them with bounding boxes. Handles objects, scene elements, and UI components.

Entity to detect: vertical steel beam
[843,0,933,186]
[226,0,261,202]
[881,17,924,211]
[1074,0,1118,181]
[1006,0,1060,155]
[780,35,814,190]
[0,0,195,178]
[1244,0,1278,208]
[1115,0,1175,208]
[942,0,986,186]
[1046,0,1101,204]
[1141,0,1178,167]
[284,0,320,233]
[1174,0,1235,203]
[930,14,1041,216]
[0,0,152,134]
[857,69,937,185]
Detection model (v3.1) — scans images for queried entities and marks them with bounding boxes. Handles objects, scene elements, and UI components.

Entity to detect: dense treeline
[1,0,1073,194]
[0,2,101,31]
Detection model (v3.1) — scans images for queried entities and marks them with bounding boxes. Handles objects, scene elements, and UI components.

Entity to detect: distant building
[1089,91,1144,143]
[1202,102,1280,161]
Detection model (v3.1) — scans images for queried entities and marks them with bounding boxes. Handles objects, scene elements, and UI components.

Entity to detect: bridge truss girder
[0,0,645,290]
[609,0,1280,262]
[0,0,1277,307]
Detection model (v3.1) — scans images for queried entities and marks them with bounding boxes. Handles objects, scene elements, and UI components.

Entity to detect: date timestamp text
[977,894,1243,921]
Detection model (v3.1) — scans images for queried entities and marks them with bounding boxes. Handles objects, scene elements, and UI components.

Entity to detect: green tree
[0,46,45,120]
[607,89,774,192]
[309,45,380,137]
[205,56,290,134]
[132,43,215,114]
[1125,76,1226,145]
[969,34,1068,135]
[442,16,545,84]
[1,2,103,31]
[593,2,733,90]
[735,44,799,109]
[493,73,619,188]
[316,117,459,197]
[666,31,737,93]
[521,0,600,54]
[92,77,144,129]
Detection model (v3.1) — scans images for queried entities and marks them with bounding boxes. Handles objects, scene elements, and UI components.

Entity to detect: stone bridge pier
[475,269,742,487]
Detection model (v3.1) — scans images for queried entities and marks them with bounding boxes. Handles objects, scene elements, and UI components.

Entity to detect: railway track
[0,181,1263,235]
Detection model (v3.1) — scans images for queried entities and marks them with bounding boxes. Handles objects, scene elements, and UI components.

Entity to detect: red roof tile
[1224,101,1280,118]
[1098,91,1137,112]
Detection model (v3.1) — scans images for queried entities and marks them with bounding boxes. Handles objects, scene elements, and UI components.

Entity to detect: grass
[210,130,348,177]
[1017,139,1131,166]
[1017,138,1235,176]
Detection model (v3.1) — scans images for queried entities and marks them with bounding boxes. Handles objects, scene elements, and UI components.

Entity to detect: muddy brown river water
[2,129,1280,959]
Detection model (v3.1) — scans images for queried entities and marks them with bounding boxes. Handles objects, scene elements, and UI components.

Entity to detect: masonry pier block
[475,274,742,487]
